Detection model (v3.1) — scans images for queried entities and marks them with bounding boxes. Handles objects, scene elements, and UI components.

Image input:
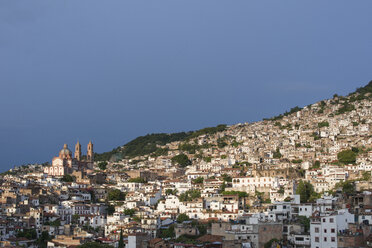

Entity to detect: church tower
[74,141,81,161]
[87,140,94,162]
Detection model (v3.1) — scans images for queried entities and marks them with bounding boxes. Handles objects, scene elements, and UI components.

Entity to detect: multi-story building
[310,209,354,248]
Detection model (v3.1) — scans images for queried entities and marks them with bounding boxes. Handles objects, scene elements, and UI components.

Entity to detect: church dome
[59,144,72,158]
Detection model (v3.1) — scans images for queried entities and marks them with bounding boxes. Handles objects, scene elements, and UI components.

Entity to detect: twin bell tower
[74,140,94,162]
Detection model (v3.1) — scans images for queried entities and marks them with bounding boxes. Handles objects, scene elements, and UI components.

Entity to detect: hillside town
[1,83,372,248]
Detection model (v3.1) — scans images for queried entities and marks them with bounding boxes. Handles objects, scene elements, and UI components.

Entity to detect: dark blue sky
[1,1,371,170]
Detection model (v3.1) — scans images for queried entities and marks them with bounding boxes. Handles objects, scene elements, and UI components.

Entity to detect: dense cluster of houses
[0,95,372,247]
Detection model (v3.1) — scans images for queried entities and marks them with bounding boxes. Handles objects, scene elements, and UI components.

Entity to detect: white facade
[232,177,280,193]
[310,209,354,248]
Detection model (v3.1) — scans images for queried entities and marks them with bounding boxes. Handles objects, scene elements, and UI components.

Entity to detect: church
[44,141,94,177]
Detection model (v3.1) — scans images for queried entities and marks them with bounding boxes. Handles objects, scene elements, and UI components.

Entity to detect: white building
[232,176,280,193]
[310,209,354,248]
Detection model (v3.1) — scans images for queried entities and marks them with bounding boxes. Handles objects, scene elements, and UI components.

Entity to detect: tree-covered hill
[349,80,372,99]
[94,124,227,161]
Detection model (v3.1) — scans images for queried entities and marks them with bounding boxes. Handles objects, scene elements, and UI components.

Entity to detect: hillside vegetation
[95,80,372,162]
[94,124,227,161]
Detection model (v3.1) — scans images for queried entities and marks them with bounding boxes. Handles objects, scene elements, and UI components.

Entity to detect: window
[324,229,327,233]
[315,237,319,242]
[324,237,327,242]
[331,237,335,242]
[315,227,319,233]
[331,228,335,233]
[323,218,326,222]
[330,218,334,223]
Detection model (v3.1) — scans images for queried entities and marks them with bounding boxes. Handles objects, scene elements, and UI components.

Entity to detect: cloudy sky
[0,0,371,170]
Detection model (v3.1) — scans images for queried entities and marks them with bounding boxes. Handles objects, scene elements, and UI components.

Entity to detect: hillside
[94,124,227,161]
[95,80,372,164]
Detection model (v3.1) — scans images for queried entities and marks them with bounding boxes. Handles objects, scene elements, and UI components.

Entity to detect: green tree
[124,209,136,216]
[312,161,320,169]
[179,143,199,154]
[311,132,321,140]
[152,148,169,157]
[61,174,74,182]
[165,189,177,195]
[222,191,248,198]
[335,180,355,195]
[106,205,115,215]
[72,214,80,224]
[17,229,37,239]
[49,220,61,227]
[127,177,146,183]
[273,148,282,159]
[222,174,232,182]
[98,161,108,170]
[179,190,201,202]
[337,150,357,164]
[362,171,371,181]
[192,177,204,184]
[318,121,329,128]
[220,182,226,192]
[292,159,303,164]
[118,229,124,248]
[217,138,228,148]
[264,238,279,248]
[296,180,317,203]
[37,231,52,248]
[177,213,190,223]
[298,216,310,233]
[175,235,198,244]
[107,189,126,201]
[132,216,141,222]
[277,186,284,194]
[203,157,212,162]
[171,154,192,167]
[159,225,175,238]
[335,102,355,115]
[351,147,360,153]
[98,161,107,170]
